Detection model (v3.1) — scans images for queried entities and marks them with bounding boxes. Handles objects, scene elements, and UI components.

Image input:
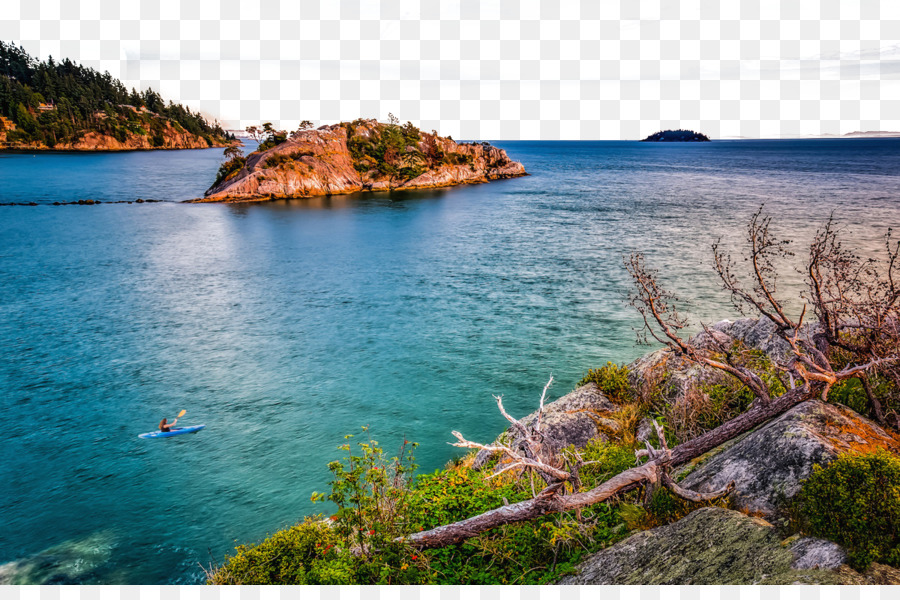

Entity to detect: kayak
[138,425,205,439]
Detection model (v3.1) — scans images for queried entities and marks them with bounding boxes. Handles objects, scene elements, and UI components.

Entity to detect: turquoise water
[1,139,899,583]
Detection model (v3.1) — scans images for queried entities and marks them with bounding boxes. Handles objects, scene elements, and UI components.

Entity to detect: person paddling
[159,417,178,432]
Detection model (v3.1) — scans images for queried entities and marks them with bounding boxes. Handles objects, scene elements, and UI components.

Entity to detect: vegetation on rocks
[641,129,710,142]
[0,41,230,149]
[208,432,638,585]
[208,209,900,585]
[795,450,900,570]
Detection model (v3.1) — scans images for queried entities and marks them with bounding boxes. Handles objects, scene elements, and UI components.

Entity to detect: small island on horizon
[642,129,711,142]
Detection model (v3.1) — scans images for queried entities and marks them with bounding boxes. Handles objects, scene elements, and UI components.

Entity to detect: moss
[564,507,847,585]
[576,362,632,404]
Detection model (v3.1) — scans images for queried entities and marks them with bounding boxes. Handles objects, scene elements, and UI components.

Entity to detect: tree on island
[642,129,710,142]
[0,41,227,147]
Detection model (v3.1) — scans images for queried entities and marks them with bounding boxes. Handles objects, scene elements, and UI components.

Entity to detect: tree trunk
[405,383,822,550]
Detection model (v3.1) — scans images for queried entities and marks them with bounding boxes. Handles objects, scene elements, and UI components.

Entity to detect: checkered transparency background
[2,0,899,139]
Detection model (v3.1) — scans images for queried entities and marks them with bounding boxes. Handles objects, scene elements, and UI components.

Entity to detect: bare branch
[662,472,735,502]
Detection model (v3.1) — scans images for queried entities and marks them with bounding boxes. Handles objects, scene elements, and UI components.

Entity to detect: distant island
[0,41,232,150]
[642,129,710,142]
[199,116,527,203]
[843,131,900,138]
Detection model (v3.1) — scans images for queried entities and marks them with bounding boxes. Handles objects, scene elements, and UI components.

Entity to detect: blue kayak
[138,424,205,439]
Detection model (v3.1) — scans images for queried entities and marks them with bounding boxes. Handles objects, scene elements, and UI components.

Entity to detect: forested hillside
[0,41,232,149]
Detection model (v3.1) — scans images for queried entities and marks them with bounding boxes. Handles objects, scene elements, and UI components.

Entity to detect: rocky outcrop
[2,121,223,151]
[201,120,527,202]
[627,317,819,412]
[559,507,896,585]
[471,382,618,470]
[677,401,900,518]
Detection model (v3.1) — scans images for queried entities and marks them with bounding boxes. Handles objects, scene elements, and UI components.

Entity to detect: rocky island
[0,41,231,150]
[200,117,526,202]
[642,129,710,142]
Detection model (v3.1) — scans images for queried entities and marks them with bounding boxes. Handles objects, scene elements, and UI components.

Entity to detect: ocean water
[1,139,899,583]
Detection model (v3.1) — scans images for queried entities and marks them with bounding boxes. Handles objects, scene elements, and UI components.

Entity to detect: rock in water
[202,120,527,202]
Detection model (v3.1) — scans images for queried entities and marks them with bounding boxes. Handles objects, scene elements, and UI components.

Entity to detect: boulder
[560,507,857,585]
[678,401,900,517]
[471,382,617,470]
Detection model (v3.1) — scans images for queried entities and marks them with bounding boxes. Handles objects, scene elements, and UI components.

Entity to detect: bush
[212,157,246,187]
[209,432,639,585]
[796,450,900,570]
[577,362,632,403]
[206,518,354,584]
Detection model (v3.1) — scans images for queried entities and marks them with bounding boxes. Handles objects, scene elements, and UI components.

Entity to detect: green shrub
[264,150,314,169]
[444,152,473,167]
[206,518,354,584]
[210,431,639,585]
[212,157,246,187]
[796,450,900,570]
[577,362,633,404]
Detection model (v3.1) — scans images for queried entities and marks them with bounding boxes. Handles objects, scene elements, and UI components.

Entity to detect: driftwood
[404,381,816,550]
[403,211,898,550]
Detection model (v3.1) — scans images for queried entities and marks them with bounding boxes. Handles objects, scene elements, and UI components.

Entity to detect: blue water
[1,139,899,583]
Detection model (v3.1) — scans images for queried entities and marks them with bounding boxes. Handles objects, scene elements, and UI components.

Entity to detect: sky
[2,0,899,139]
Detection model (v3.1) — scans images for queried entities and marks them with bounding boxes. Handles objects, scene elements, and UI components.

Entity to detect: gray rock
[678,401,900,517]
[636,417,654,443]
[471,382,617,470]
[789,537,847,570]
[559,507,850,585]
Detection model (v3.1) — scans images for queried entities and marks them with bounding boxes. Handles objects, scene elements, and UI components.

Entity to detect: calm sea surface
[1,139,899,583]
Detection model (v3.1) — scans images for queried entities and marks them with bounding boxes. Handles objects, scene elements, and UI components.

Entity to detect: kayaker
[159,417,178,432]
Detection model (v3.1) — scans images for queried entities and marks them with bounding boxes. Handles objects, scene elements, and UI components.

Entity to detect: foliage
[206,518,354,585]
[577,362,633,404]
[264,150,314,169]
[254,122,288,152]
[0,41,227,147]
[795,450,900,570]
[212,156,247,187]
[209,433,639,585]
[444,152,474,167]
[621,486,729,531]
[642,129,710,142]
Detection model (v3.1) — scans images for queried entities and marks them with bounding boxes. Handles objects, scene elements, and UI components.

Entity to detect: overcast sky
[3,0,899,139]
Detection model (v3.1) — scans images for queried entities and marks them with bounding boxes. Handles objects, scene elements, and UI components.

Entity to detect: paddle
[177,409,186,418]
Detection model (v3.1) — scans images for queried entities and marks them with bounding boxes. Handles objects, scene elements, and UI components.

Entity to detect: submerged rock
[678,401,900,517]
[560,507,854,585]
[0,531,116,584]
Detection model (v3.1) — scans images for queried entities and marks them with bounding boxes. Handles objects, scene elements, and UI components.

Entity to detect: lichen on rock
[678,400,900,518]
[560,507,862,585]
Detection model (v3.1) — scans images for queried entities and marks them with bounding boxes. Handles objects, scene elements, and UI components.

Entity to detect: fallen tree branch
[404,382,817,550]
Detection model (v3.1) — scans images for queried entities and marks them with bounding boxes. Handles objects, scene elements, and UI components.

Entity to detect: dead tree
[403,379,733,550]
[403,210,899,550]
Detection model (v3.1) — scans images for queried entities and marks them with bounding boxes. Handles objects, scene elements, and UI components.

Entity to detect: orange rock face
[1,120,225,151]
[202,120,527,202]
